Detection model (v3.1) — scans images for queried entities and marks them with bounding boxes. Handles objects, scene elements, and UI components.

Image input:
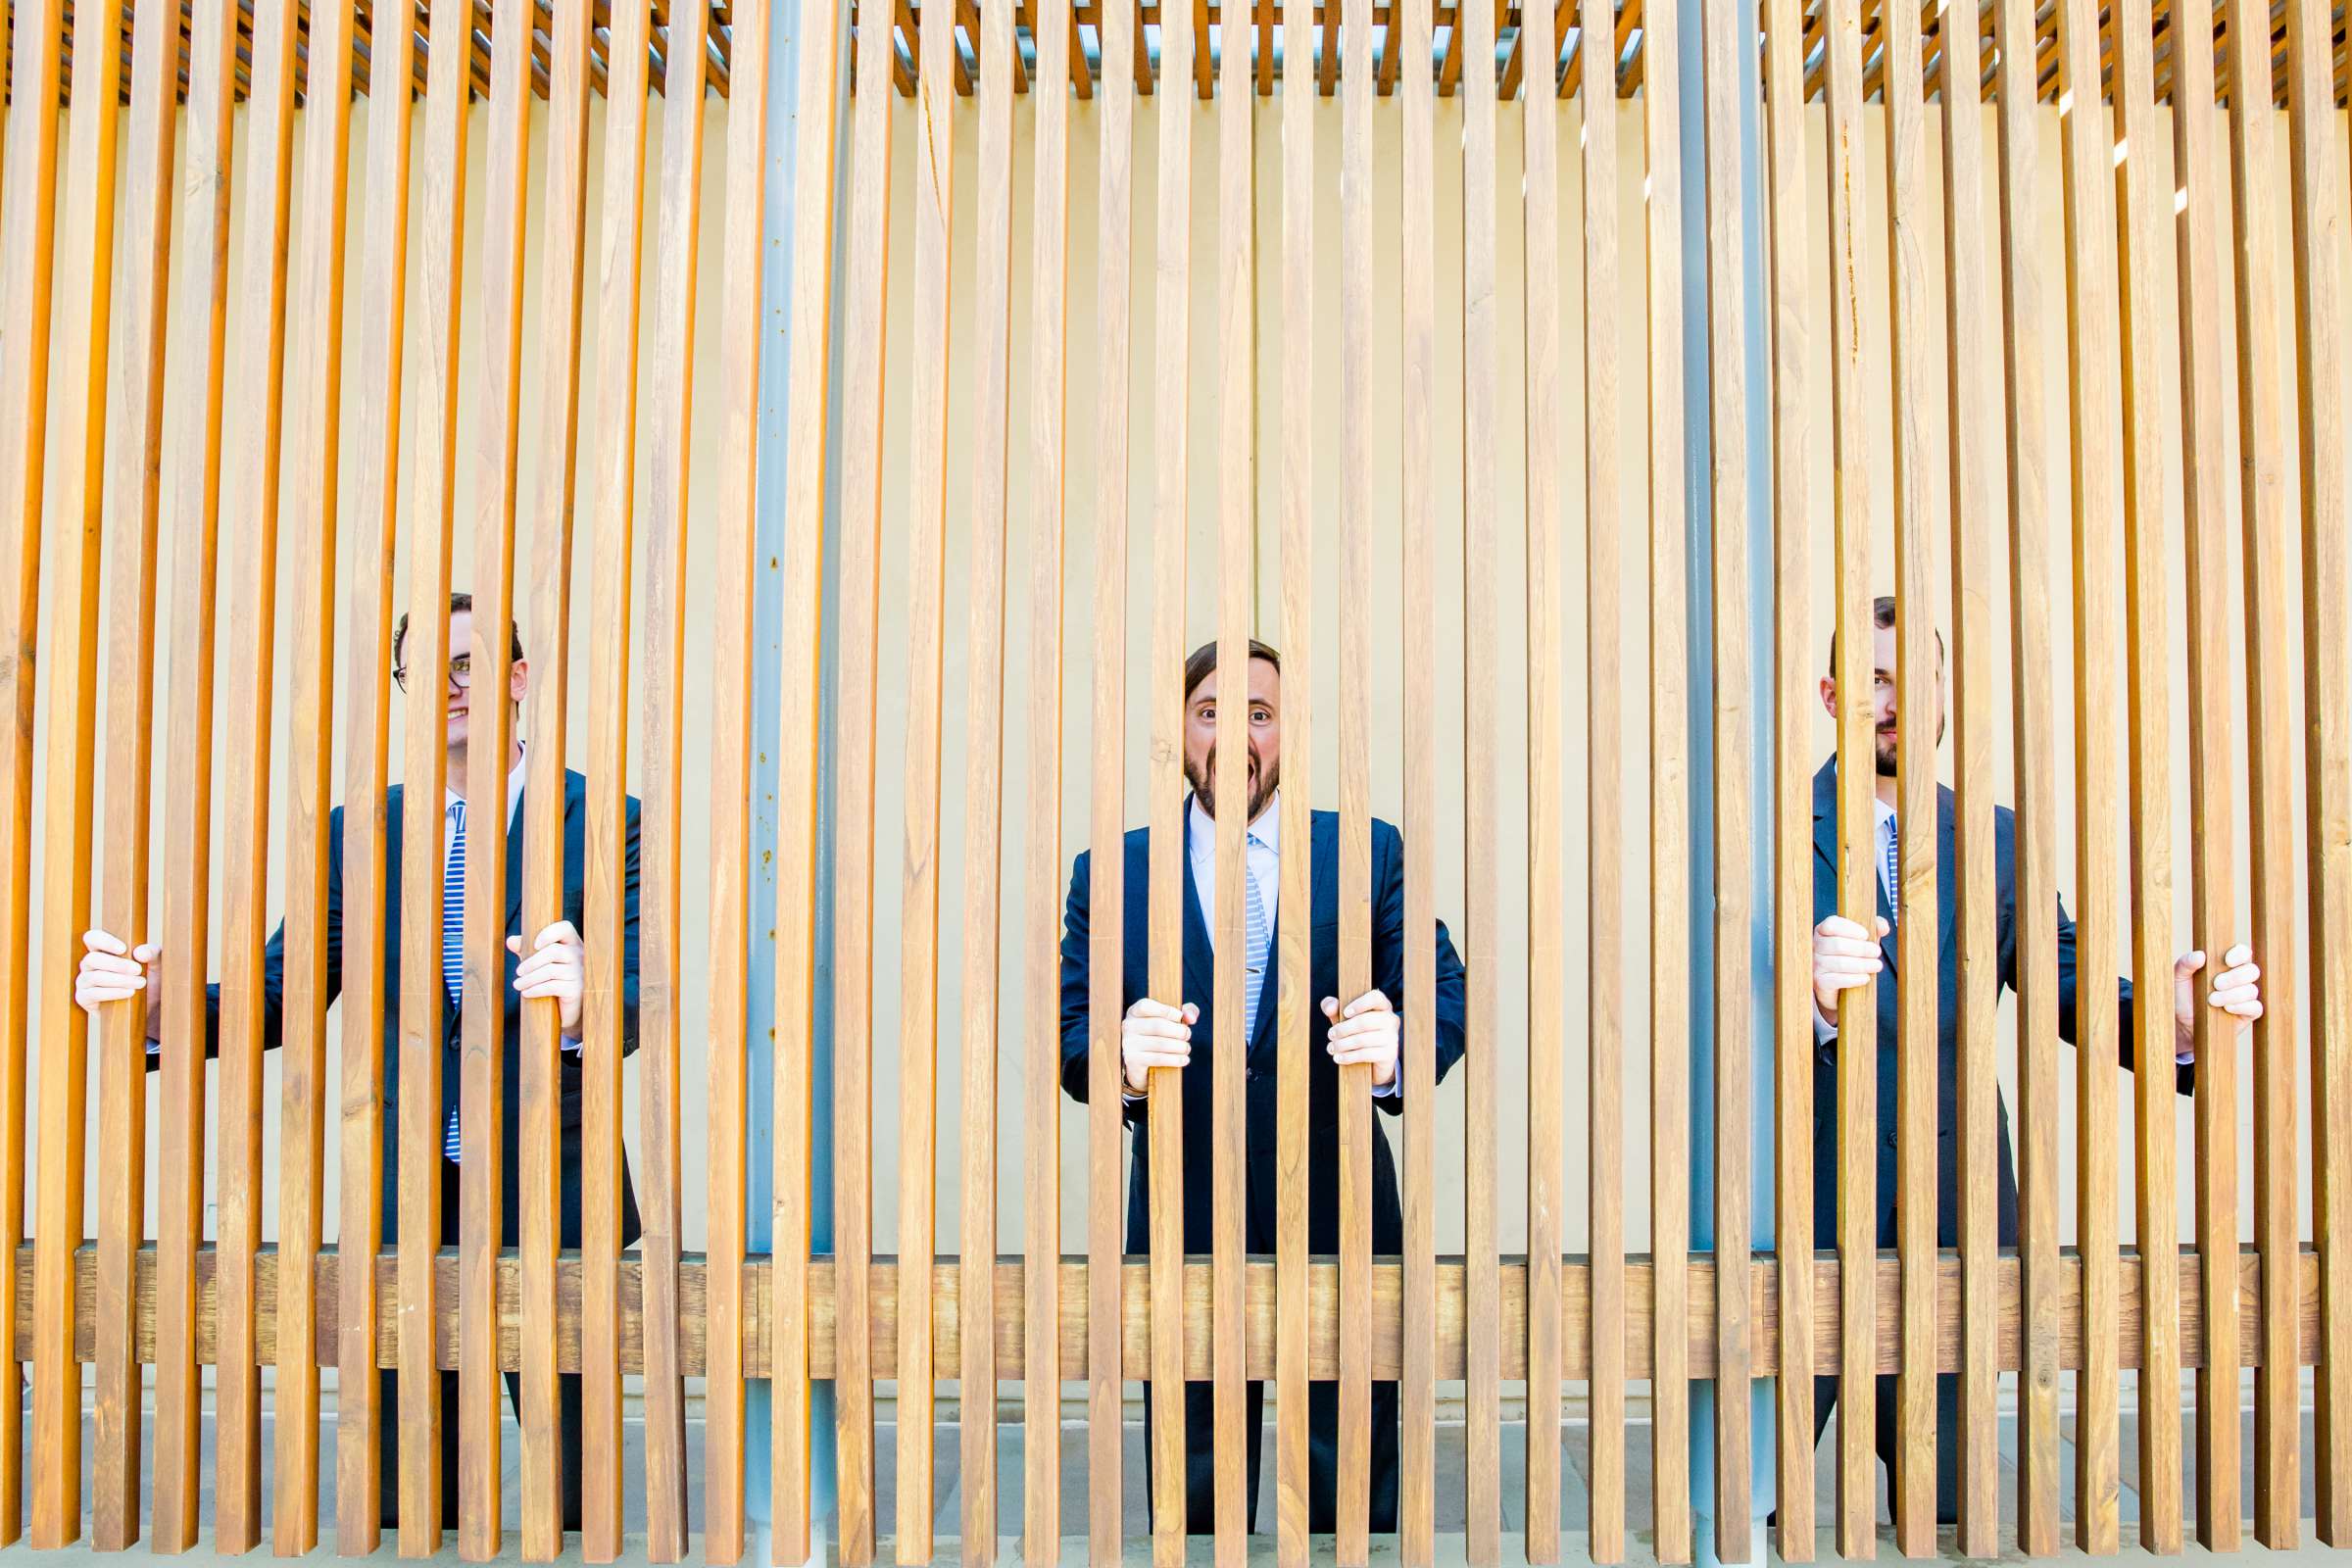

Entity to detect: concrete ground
[6,1405,2334,1564]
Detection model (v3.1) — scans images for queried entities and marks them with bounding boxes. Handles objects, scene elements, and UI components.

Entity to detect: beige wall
[18,80,2328,1357]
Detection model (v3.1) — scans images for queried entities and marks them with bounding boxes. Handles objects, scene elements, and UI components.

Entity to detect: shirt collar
[448,745,529,823]
[1187,788,1282,857]
[1873,793,1898,835]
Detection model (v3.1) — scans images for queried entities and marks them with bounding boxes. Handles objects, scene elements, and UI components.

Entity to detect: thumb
[2177,950,2207,979]
[1182,1003,1200,1025]
[1321,997,1339,1020]
[507,935,522,956]
[1874,917,1890,939]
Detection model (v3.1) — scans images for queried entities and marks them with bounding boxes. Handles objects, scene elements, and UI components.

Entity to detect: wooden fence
[0,0,2349,1563]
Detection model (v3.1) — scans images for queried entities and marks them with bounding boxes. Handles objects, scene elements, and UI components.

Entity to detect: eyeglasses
[391,654,474,694]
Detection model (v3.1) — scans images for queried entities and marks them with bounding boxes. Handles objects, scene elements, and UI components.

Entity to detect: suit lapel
[1936,786,1958,958]
[1818,758,1901,974]
[505,793,528,931]
[1178,799,1215,1008]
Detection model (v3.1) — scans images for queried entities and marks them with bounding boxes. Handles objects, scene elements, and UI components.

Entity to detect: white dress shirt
[1123,791,1398,1099]
[1187,789,1283,948]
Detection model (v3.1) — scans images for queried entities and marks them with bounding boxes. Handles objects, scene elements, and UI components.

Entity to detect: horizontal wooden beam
[11,1243,2319,1382]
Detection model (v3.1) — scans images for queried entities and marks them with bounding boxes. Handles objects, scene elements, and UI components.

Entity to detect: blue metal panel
[1682,6,1781,1560]
[751,4,854,1558]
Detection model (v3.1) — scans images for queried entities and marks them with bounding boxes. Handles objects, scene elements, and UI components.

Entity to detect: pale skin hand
[508,920,587,1040]
[1322,989,1399,1088]
[2173,945,2262,1060]
[1810,915,2267,1060]
[1122,989,1400,1092]
[77,923,594,1043]
[1122,997,1197,1092]
[1811,914,1886,1026]
[75,930,163,1041]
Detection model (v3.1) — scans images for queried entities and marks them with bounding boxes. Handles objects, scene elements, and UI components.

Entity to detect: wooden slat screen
[0,1,2345,1563]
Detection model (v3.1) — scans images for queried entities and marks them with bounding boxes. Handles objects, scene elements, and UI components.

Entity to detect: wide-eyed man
[1057,637,1470,1534]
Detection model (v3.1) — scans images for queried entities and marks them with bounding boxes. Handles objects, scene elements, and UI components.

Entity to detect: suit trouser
[377,1365,587,1532]
[372,1157,597,1531]
[1813,1371,1966,1527]
[1143,1379,1401,1535]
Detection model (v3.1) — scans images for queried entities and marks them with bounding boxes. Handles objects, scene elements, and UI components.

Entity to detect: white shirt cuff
[1813,1009,1838,1045]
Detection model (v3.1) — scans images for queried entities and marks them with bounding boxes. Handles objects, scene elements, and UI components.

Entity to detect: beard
[1186,750,1278,825]
[1871,712,1946,777]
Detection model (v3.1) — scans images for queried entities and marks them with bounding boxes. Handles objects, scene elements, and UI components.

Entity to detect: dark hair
[394,591,525,672]
[1184,638,1283,701]
[1826,594,1940,676]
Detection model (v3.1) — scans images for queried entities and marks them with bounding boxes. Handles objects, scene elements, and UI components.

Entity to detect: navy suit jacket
[1808,757,2192,1252]
[1058,808,1469,1257]
[172,768,642,1248]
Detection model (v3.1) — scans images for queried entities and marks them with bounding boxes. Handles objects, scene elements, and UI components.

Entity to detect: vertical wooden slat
[581,0,651,1554]
[1276,0,1320,1552]
[2287,0,2352,1535]
[1763,0,1816,1553]
[273,0,358,1541]
[153,0,236,1532]
[37,0,118,1539]
[1641,0,1691,1555]
[1087,0,1135,1559]
[1337,0,1379,1552]
[459,0,534,1541]
[639,0,708,1558]
[1823,0,1877,1550]
[1146,0,1194,1551]
[1882,0,1936,1546]
[88,0,171,1543]
[1021,1,1073,1554]
[2170,0,2239,1546]
[2113,0,2182,1550]
[518,0,595,1552]
[701,0,759,1524]
[2223,0,2300,1543]
[774,2,847,1561]
[0,0,63,1542]
[831,0,894,1550]
[215,0,301,1532]
[1941,0,2004,1550]
[897,0,956,1551]
[1458,0,1499,1556]
[2053,0,2127,1545]
[2000,0,2062,1545]
[1699,7,1753,1551]
[1210,0,1252,1558]
[341,0,417,1540]
[400,0,473,1544]
[1395,0,1440,1537]
[1575,9,1627,1561]
[958,0,1014,1557]
[1523,0,1570,1549]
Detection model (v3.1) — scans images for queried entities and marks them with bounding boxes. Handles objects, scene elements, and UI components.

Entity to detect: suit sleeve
[619,793,644,1057]
[1058,850,1141,1125]
[2053,886,2193,1097]
[179,807,351,1071]
[1370,820,1469,1118]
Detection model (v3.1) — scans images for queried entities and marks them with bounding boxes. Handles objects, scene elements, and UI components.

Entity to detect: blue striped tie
[1884,813,1899,927]
[1242,835,1270,1030]
[442,800,466,1162]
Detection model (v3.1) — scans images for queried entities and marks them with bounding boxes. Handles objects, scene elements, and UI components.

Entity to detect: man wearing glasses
[73,590,642,1532]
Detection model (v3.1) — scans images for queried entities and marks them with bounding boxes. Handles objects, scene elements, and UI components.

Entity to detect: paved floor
[5,1405,2327,1564]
